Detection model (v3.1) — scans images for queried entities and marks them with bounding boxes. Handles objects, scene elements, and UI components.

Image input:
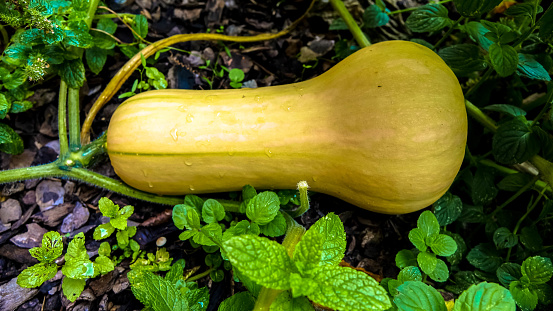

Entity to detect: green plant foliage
[406,4,452,33]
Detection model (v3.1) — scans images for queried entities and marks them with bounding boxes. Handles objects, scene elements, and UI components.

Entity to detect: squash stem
[328,0,371,48]
[288,181,310,218]
[464,99,498,132]
[80,0,316,144]
[253,213,306,310]
[58,81,69,156]
[68,87,81,151]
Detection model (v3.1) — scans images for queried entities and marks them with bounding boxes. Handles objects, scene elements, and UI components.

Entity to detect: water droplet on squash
[265,148,273,158]
[148,181,154,188]
[142,169,148,177]
[218,172,225,178]
[170,128,178,141]
[312,176,318,182]
[184,160,192,166]
[186,113,194,123]
[205,95,217,103]
[189,185,195,191]
[177,105,187,112]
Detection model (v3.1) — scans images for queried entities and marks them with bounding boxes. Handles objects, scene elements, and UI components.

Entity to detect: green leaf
[179,229,198,241]
[522,256,553,284]
[29,231,63,263]
[93,222,115,240]
[467,243,503,272]
[202,199,225,224]
[192,223,222,246]
[454,282,516,311]
[185,287,209,311]
[223,220,260,241]
[363,5,389,28]
[246,191,281,225]
[438,44,487,76]
[242,185,257,201]
[223,235,294,290]
[398,266,423,283]
[497,263,522,287]
[418,211,440,237]
[406,4,451,33]
[185,194,204,214]
[493,227,518,249]
[505,3,538,20]
[128,270,189,311]
[289,273,318,298]
[489,43,518,77]
[471,165,498,206]
[492,117,540,165]
[445,232,467,266]
[259,211,287,237]
[447,271,481,294]
[481,21,515,43]
[510,281,538,311]
[428,234,457,257]
[483,104,527,117]
[408,228,427,252]
[133,14,148,39]
[0,123,24,154]
[465,22,493,50]
[534,283,553,305]
[17,262,58,288]
[454,0,503,17]
[538,4,553,40]
[86,47,108,75]
[308,266,391,311]
[497,173,534,192]
[228,68,245,82]
[394,281,447,311]
[396,249,417,269]
[94,255,114,275]
[293,212,345,273]
[428,259,449,283]
[519,226,543,252]
[62,277,86,302]
[58,58,86,88]
[173,204,201,230]
[97,18,117,34]
[219,291,255,311]
[165,259,186,284]
[517,54,551,81]
[418,251,438,275]
[116,230,129,248]
[4,43,31,62]
[3,69,27,90]
[433,192,463,226]
[270,291,314,311]
[63,21,93,48]
[10,100,33,114]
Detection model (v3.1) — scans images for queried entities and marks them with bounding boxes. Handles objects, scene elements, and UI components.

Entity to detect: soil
[0,0,431,310]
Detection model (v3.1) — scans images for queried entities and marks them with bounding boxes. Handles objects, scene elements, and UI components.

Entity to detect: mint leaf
[418,211,440,237]
[363,5,389,28]
[483,104,527,117]
[111,204,133,229]
[467,243,503,272]
[259,211,286,237]
[0,94,11,119]
[406,4,451,33]
[519,226,543,252]
[454,282,515,311]
[98,197,118,218]
[223,235,294,290]
[17,262,58,288]
[173,204,201,230]
[62,277,86,302]
[192,222,222,246]
[58,58,86,88]
[179,229,198,241]
[428,259,449,283]
[246,191,281,225]
[522,256,553,284]
[0,123,24,154]
[454,0,503,17]
[10,100,33,114]
[428,234,457,257]
[219,291,255,311]
[94,255,115,275]
[184,194,204,214]
[398,266,423,283]
[418,251,438,275]
[29,231,63,263]
[93,222,115,240]
[289,273,318,298]
[396,249,417,269]
[202,199,225,224]
[471,165,498,205]
[128,270,189,311]
[465,22,493,50]
[445,232,467,266]
[433,192,463,226]
[394,281,446,311]
[62,233,94,279]
[97,18,117,34]
[497,263,522,287]
[438,44,487,76]
[165,259,186,284]
[517,53,551,81]
[223,220,260,241]
[510,281,538,311]
[493,227,518,249]
[408,228,427,251]
[86,47,108,75]
[293,212,346,273]
[489,43,518,77]
[492,117,540,165]
[271,291,314,311]
[309,266,391,311]
[538,4,553,40]
[133,14,148,39]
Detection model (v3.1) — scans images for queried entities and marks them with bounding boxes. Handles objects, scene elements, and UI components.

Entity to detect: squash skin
[107,40,467,214]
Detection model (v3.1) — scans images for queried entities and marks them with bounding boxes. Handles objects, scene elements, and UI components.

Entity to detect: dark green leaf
[363,5,389,28]
[467,243,503,272]
[445,232,467,266]
[439,44,487,76]
[396,249,417,269]
[64,22,93,48]
[4,70,27,90]
[489,43,519,77]
[497,173,534,192]
[505,3,537,19]
[406,4,451,33]
[483,104,527,117]
[58,58,86,88]
[497,263,522,287]
[538,4,553,40]
[97,18,117,34]
[519,226,543,252]
[0,123,24,155]
[510,281,538,311]
[394,281,447,311]
[20,29,43,44]
[517,53,551,81]
[522,256,553,284]
[411,38,434,49]
[455,282,515,310]
[86,47,108,75]
[465,22,493,50]
[433,192,463,226]
[493,227,518,249]
[454,0,503,17]
[492,117,540,164]
[133,14,148,39]
[457,204,485,223]
[10,100,33,114]
[471,165,498,205]
[259,211,286,237]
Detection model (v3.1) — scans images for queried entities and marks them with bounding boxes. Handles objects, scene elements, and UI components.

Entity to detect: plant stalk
[68,88,81,151]
[58,81,69,156]
[328,0,370,48]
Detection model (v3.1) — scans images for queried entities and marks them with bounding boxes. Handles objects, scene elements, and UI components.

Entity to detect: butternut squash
[106,40,467,214]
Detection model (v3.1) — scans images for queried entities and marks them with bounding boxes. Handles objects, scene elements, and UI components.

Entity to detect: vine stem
[80,0,316,144]
[58,81,69,156]
[432,16,465,50]
[328,0,370,48]
[68,88,81,151]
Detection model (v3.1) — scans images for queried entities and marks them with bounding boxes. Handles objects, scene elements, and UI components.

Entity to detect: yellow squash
[107,40,467,214]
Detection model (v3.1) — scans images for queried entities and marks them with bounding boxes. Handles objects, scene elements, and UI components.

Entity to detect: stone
[0,199,22,224]
[35,180,65,211]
